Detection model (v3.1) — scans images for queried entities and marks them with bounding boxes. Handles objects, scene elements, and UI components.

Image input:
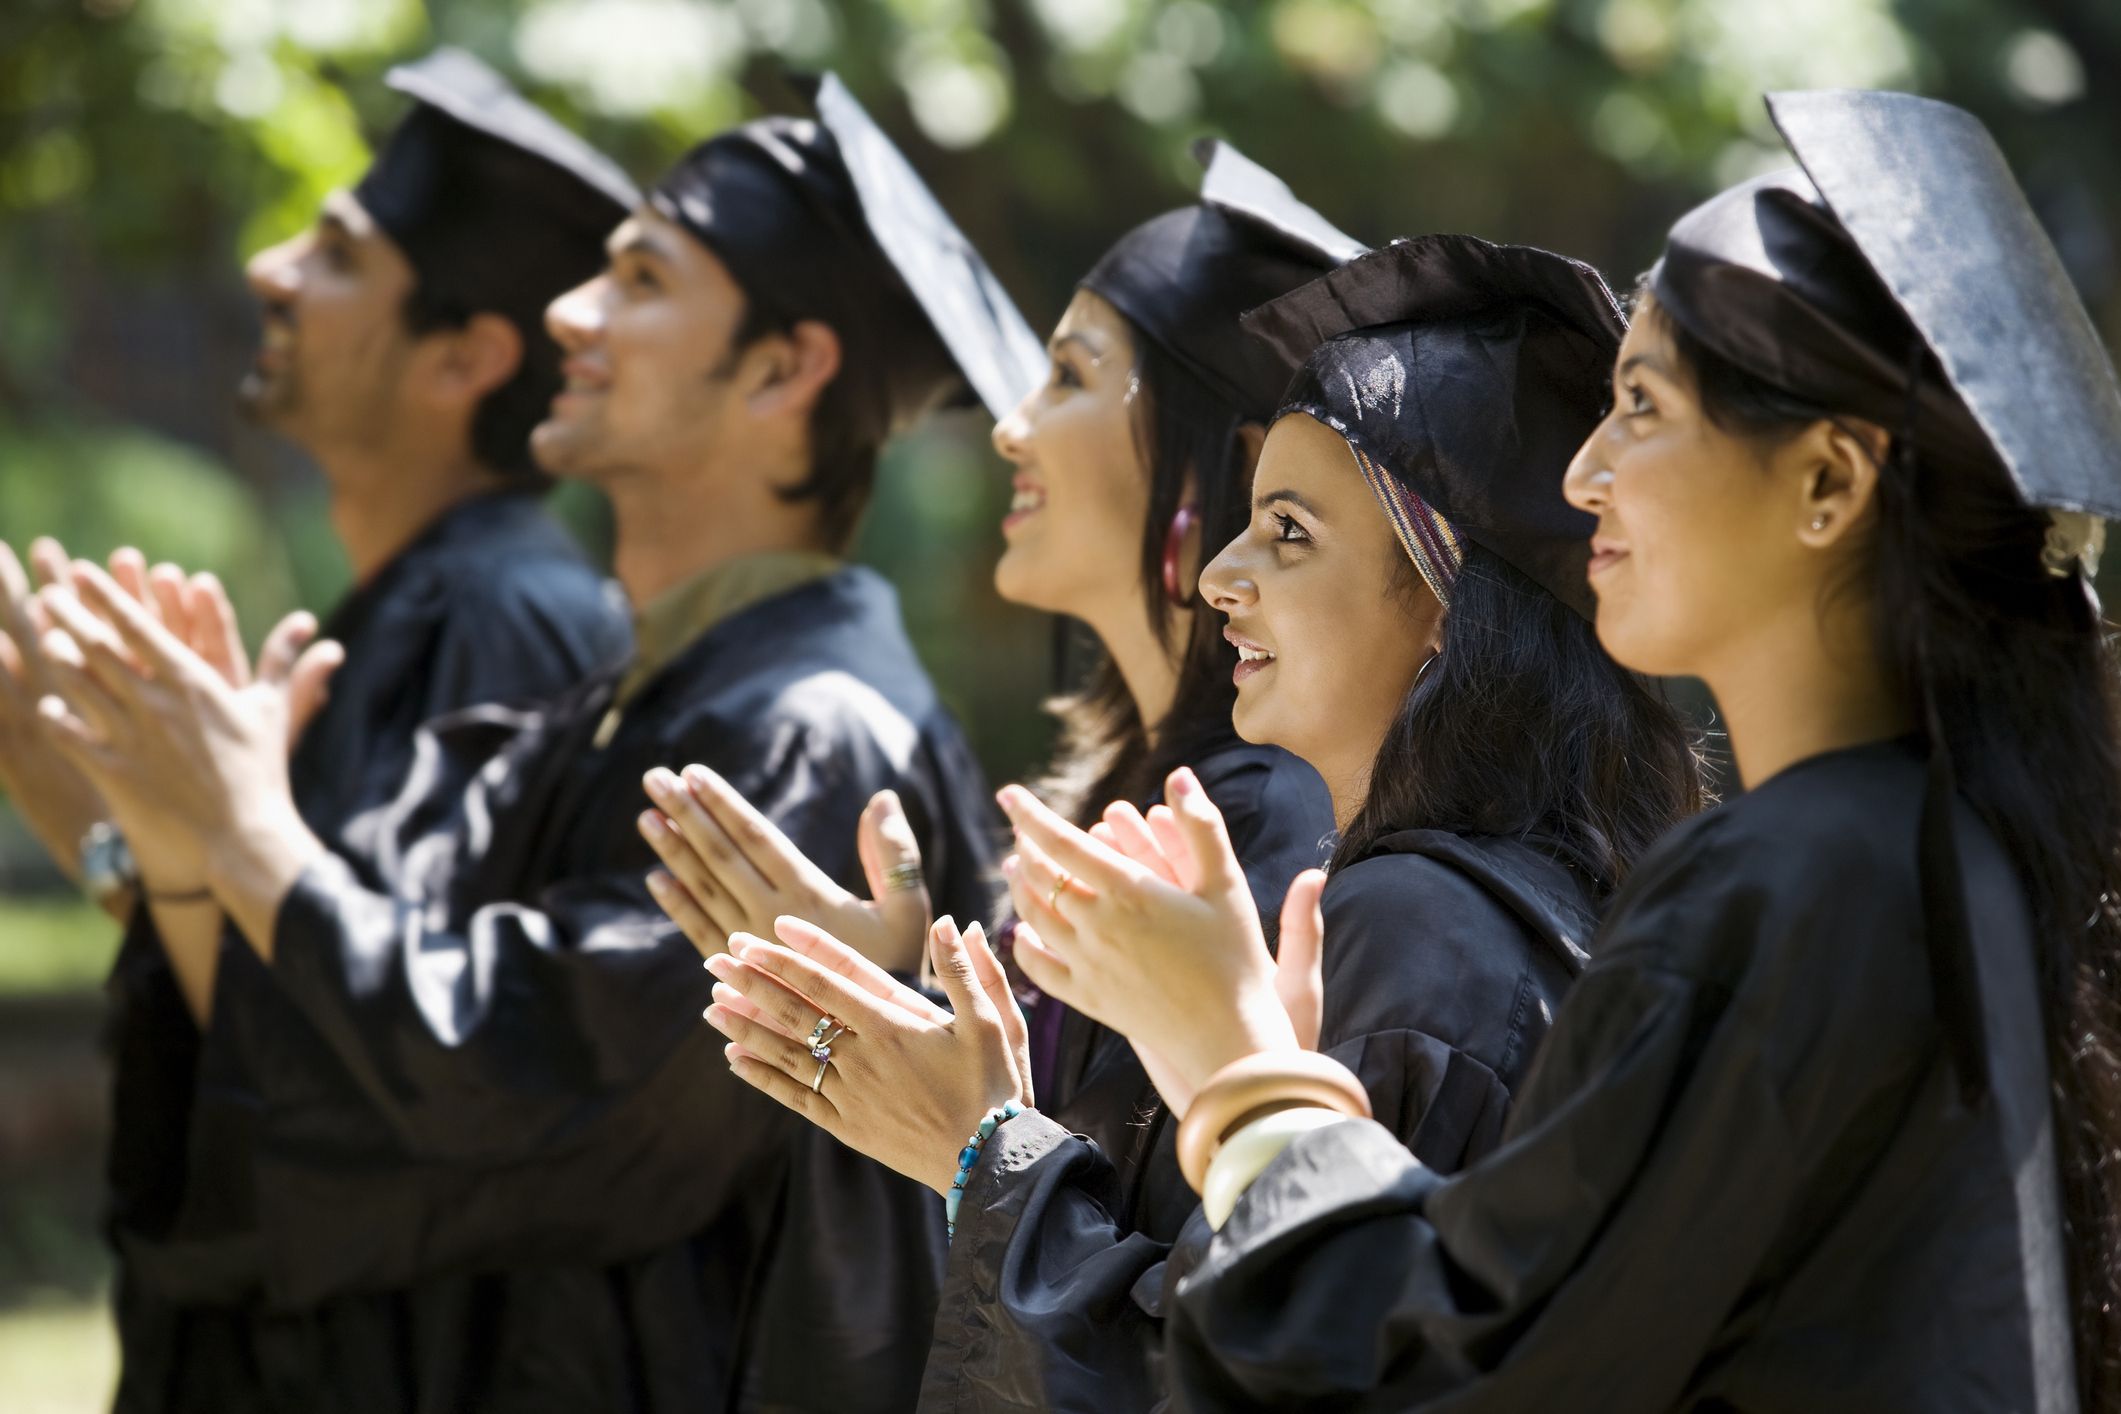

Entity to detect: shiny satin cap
[1245,234,1627,619]
[808,75,1044,420]
[1654,88,2121,520]
[354,49,637,324]
[1081,139,1366,421]
[649,73,1021,442]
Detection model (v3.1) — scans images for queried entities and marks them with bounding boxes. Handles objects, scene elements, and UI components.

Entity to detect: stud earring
[1809,515,1828,532]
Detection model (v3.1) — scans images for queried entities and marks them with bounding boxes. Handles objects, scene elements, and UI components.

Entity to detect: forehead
[612,206,744,300]
[1053,287,1135,356]
[320,189,383,241]
[1256,412,1368,500]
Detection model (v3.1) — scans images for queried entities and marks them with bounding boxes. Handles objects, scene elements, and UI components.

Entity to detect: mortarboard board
[645,74,1038,440]
[1081,140,1368,421]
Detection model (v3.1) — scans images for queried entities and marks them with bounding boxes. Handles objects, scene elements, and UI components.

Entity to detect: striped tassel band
[1350,444,1463,608]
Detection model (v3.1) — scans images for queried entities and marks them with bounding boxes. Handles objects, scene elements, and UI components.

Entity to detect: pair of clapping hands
[635,760,1328,1197]
[0,538,339,901]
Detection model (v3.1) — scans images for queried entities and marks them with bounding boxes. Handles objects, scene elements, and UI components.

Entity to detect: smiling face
[1562,296,1860,681]
[1199,412,1440,810]
[532,206,752,486]
[239,191,422,458]
[989,289,1154,625]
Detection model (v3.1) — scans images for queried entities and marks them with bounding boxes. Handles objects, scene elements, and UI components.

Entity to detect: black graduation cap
[1081,140,1367,422]
[1243,234,1628,620]
[354,48,637,345]
[646,73,1039,439]
[1653,88,2121,526]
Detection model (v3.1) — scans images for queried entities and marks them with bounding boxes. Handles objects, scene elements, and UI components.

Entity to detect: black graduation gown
[105,491,629,1405]
[1164,739,2077,1413]
[118,566,998,1413]
[921,765,1598,1412]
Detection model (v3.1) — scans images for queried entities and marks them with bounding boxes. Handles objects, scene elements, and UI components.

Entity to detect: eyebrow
[610,229,678,264]
[1050,331,1105,362]
[1254,487,1322,515]
[1617,352,1669,379]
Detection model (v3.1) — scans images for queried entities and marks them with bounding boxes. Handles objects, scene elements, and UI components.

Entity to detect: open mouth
[1225,625,1276,685]
[1002,477,1045,534]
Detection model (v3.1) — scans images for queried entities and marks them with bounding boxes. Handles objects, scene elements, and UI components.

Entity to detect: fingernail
[1170,768,1197,798]
[644,769,676,798]
[704,953,734,978]
[638,810,664,835]
[646,870,671,895]
[704,1003,729,1031]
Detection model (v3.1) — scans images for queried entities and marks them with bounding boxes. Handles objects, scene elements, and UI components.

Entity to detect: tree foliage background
[1,0,2118,880]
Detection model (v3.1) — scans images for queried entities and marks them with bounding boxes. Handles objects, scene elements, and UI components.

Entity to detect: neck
[1088,598,1182,751]
[325,447,510,586]
[1704,595,1911,790]
[604,454,832,608]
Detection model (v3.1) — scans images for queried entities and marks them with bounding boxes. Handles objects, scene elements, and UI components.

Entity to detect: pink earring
[1162,505,1201,605]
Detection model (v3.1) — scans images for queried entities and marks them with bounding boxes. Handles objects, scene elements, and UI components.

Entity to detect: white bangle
[1201,1105,1350,1230]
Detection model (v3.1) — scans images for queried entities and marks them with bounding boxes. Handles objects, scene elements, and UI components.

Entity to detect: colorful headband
[1350,443,1463,608]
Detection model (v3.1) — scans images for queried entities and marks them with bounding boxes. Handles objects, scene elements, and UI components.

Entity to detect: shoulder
[1596,740,1932,980]
[657,569,943,764]
[1323,846,1535,958]
[1188,741,1335,873]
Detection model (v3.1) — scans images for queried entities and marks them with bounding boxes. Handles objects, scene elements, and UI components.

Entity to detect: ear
[1234,421,1267,481]
[1792,415,1889,551]
[743,319,842,423]
[417,312,524,411]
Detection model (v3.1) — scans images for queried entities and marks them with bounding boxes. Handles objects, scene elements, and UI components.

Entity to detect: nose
[1563,419,1616,515]
[990,391,1034,464]
[546,274,608,353]
[245,236,301,306]
[1198,530,1257,612]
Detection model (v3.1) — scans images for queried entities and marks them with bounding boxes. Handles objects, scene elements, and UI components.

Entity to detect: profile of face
[1200,412,1439,801]
[989,290,1155,626]
[1561,296,1884,681]
[239,191,421,453]
[532,206,761,486]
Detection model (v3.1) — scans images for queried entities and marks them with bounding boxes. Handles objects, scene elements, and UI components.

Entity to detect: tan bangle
[1176,1050,1371,1194]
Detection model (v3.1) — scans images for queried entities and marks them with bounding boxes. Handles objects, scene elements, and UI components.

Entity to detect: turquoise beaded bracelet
[945,1100,1023,1240]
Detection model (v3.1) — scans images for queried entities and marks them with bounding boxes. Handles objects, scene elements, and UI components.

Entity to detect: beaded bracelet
[945,1100,1024,1240]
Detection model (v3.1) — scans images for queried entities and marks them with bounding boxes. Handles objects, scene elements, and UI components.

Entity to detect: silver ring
[1047,871,1070,913]
[811,1056,830,1093]
[882,861,924,894]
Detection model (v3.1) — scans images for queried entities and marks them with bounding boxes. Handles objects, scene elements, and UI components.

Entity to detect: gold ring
[1048,871,1070,912]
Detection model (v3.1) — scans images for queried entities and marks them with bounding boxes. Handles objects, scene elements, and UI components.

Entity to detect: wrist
[205,797,325,953]
[942,1099,1026,1230]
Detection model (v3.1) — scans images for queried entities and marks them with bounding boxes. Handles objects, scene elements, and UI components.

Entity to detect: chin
[992,546,1065,616]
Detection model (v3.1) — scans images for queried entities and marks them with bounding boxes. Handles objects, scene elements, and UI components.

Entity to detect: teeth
[1236,644,1274,663]
[1009,488,1043,514]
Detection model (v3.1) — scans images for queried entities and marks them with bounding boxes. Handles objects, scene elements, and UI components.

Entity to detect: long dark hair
[1655,295,2121,1407]
[1332,543,1707,888]
[1039,328,1250,825]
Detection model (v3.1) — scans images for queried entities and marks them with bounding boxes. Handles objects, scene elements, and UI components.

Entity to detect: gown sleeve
[1162,816,1939,1412]
[202,697,810,1305]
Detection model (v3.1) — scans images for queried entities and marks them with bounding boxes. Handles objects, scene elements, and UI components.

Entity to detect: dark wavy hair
[1650,292,2121,1408]
[402,283,558,489]
[1331,542,1707,889]
[1038,327,1249,825]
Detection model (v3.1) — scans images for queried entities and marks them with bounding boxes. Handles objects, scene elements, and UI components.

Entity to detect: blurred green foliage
[1,0,2118,888]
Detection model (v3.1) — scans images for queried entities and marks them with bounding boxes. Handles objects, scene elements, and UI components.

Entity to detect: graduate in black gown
[12,49,637,1414]
[1011,91,2121,1411]
[33,75,1031,1413]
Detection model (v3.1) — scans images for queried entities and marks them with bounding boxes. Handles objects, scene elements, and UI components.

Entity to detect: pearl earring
[1809,515,1828,531]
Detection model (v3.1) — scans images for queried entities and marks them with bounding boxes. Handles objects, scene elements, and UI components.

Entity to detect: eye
[319,235,353,272]
[624,263,662,295]
[1049,357,1082,391]
[1621,380,1655,418]
[1271,511,1310,545]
